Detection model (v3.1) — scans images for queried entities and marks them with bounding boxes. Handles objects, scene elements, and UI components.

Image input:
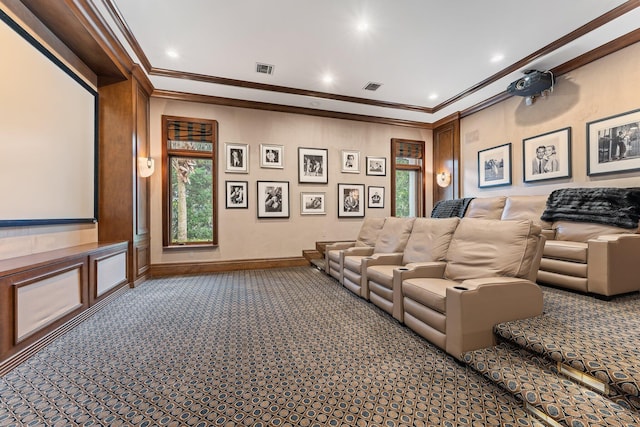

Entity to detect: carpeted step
[463,342,640,427]
[494,315,640,403]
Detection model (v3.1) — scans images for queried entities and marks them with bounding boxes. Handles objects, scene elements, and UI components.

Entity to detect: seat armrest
[343,246,375,257]
[365,252,404,267]
[399,262,447,280]
[391,262,446,322]
[587,234,640,296]
[445,277,543,359]
[325,241,357,251]
[541,229,556,241]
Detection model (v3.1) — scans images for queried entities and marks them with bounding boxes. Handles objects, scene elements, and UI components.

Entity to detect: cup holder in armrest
[396,267,409,271]
[453,286,468,291]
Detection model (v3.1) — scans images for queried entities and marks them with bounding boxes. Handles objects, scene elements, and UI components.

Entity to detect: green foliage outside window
[170,158,213,244]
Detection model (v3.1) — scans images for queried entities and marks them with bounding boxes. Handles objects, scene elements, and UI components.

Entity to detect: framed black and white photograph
[225,143,249,173]
[338,183,365,218]
[366,156,386,176]
[587,108,640,176]
[478,143,511,188]
[523,127,572,183]
[298,147,328,183]
[368,186,384,209]
[225,180,248,209]
[300,192,326,215]
[341,150,360,173]
[260,144,284,169]
[257,181,290,218]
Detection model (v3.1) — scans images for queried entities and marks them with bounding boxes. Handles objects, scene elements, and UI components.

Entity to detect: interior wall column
[432,113,461,203]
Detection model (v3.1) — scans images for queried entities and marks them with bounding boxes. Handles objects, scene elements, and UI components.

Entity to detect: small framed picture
[587,108,640,176]
[225,143,249,173]
[368,186,384,208]
[338,183,365,218]
[260,144,284,169]
[523,127,572,183]
[299,147,328,183]
[257,181,290,218]
[478,143,512,188]
[225,181,248,209]
[300,192,326,215]
[341,150,360,173]
[366,156,386,176]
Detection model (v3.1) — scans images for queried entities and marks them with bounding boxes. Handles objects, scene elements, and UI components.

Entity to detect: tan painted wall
[149,99,433,263]
[461,41,640,198]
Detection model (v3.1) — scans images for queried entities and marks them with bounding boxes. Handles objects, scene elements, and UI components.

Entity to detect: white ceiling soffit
[103,0,639,123]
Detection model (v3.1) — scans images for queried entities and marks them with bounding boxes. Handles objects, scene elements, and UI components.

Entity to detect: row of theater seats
[324,216,546,360]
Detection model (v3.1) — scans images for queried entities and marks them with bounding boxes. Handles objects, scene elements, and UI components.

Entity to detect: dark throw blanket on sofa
[540,187,640,229]
[431,197,475,218]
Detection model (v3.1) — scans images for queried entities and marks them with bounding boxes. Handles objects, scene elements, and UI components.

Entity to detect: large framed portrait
[300,192,326,215]
[225,143,249,173]
[225,180,248,209]
[366,156,386,176]
[298,147,328,183]
[587,108,640,176]
[260,144,284,169]
[341,150,360,173]
[257,181,289,218]
[337,183,365,218]
[523,127,572,183]
[368,186,384,209]
[478,143,512,188]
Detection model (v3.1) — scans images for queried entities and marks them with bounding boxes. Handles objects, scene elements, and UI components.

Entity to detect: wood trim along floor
[149,257,310,277]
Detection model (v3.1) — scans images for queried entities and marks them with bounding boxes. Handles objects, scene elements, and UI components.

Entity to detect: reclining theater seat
[366,217,460,321]
[538,221,640,296]
[400,218,545,360]
[463,196,506,219]
[342,217,415,298]
[325,217,385,282]
[536,187,640,297]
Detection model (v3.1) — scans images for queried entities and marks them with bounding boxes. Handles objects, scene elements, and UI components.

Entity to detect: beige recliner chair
[399,218,545,360]
[325,217,385,282]
[366,217,460,321]
[341,217,415,298]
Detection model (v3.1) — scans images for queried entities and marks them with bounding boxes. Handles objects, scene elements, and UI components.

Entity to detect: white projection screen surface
[0,11,97,226]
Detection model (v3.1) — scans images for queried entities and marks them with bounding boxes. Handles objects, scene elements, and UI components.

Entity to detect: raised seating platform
[462,285,640,426]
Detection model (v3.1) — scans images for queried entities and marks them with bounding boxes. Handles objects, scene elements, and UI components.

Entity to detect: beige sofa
[325,217,385,282]
[366,217,460,321]
[442,192,640,298]
[399,218,545,360]
[341,217,415,298]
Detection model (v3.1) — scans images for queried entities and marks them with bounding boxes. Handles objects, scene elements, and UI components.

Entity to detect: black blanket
[540,187,640,229]
[431,197,475,218]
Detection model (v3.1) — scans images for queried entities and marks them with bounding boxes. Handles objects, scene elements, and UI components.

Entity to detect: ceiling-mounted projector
[506,70,554,97]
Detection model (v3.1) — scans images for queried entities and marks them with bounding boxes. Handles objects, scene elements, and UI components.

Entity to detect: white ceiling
[104,0,639,123]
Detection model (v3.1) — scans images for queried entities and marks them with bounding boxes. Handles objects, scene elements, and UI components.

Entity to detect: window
[162,116,218,247]
[391,138,424,217]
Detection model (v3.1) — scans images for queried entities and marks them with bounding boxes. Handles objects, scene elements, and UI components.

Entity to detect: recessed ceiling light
[322,74,334,84]
[429,93,438,100]
[490,53,504,63]
[166,49,179,59]
[356,20,369,32]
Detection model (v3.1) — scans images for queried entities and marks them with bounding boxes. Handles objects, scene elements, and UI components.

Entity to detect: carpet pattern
[0,267,537,427]
[494,286,640,401]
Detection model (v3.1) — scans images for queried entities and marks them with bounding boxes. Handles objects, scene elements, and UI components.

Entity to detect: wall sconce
[436,171,451,188]
[138,156,155,178]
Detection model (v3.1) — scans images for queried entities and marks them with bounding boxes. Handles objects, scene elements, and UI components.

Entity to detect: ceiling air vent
[256,62,274,75]
[363,82,382,91]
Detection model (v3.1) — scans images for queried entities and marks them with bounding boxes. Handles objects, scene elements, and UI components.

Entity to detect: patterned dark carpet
[0,267,540,427]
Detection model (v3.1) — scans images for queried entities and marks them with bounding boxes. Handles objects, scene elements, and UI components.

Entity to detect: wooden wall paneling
[88,241,128,304]
[98,72,150,285]
[432,116,461,203]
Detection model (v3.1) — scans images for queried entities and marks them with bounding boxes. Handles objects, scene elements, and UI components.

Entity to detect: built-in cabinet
[0,242,128,372]
[98,67,152,285]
